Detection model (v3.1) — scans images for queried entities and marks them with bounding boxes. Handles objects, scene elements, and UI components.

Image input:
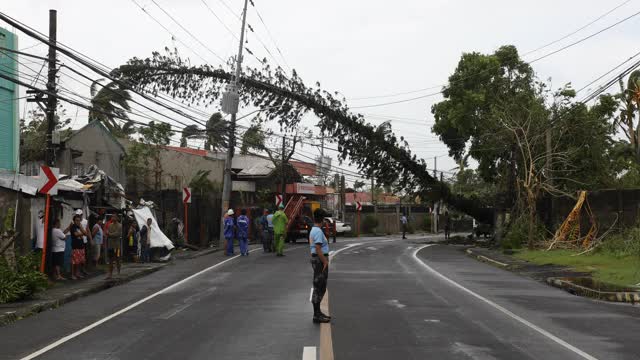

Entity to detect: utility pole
[45,9,57,167]
[220,0,249,247]
[371,176,377,217]
[319,135,325,186]
[433,156,437,178]
[334,173,339,217]
[281,136,286,205]
[340,174,346,221]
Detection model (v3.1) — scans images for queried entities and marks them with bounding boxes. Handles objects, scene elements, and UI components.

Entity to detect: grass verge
[514,249,640,287]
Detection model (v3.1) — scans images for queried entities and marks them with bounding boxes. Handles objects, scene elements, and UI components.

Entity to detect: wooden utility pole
[281,136,286,205]
[45,10,57,167]
[433,156,437,177]
[340,174,346,221]
[371,176,377,217]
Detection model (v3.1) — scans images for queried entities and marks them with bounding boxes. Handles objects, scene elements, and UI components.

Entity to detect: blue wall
[0,27,19,171]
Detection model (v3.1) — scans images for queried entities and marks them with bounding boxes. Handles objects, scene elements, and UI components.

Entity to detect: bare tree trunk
[527,192,537,250]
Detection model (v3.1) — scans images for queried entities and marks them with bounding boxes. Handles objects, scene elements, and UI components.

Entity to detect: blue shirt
[237,215,249,237]
[309,226,329,255]
[223,217,235,239]
[266,214,274,228]
[92,224,103,245]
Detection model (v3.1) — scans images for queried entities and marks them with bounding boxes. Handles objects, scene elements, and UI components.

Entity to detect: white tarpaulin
[132,206,175,250]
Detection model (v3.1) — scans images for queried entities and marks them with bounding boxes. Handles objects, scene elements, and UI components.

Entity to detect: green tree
[20,106,72,163]
[431,45,537,190]
[240,124,266,155]
[617,70,640,163]
[89,79,134,138]
[353,180,365,192]
[189,169,219,195]
[180,124,201,147]
[204,112,229,151]
[123,121,173,191]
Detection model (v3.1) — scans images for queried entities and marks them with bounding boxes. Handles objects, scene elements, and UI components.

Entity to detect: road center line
[302,346,317,360]
[412,244,599,360]
[20,248,262,360]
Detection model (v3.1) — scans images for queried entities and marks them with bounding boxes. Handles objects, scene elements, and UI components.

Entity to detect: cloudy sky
[3,0,638,184]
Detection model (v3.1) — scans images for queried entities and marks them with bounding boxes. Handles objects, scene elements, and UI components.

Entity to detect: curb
[0,264,166,327]
[547,277,640,303]
[465,248,511,269]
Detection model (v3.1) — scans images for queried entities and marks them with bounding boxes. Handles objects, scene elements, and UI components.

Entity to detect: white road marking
[20,248,262,360]
[424,319,441,323]
[329,243,361,260]
[309,287,314,302]
[385,299,406,309]
[302,346,317,360]
[412,245,599,360]
[366,246,378,251]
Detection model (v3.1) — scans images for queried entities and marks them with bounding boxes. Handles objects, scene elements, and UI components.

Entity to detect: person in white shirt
[52,218,68,281]
[75,209,92,275]
[35,210,44,251]
[401,214,408,239]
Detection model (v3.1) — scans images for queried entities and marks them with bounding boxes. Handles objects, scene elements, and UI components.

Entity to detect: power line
[129,0,217,65]
[575,49,640,94]
[149,0,227,64]
[529,8,640,64]
[199,0,239,41]
[347,6,640,109]
[522,0,633,57]
[249,0,291,71]
[350,90,442,109]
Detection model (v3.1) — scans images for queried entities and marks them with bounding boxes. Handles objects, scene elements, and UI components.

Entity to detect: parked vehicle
[474,222,492,238]
[287,215,314,243]
[324,217,351,235]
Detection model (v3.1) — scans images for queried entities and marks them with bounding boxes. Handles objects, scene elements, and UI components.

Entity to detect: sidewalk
[0,246,219,326]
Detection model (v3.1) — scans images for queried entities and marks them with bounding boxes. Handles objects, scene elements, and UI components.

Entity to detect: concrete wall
[541,189,640,233]
[343,205,474,235]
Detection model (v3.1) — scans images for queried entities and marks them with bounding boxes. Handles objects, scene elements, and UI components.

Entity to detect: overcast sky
[4,0,639,184]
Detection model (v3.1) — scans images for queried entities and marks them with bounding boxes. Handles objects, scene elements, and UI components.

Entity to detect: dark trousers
[402,224,407,238]
[263,230,273,252]
[311,257,329,305]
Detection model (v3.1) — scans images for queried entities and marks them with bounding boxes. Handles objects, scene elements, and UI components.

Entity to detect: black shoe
[319,312,331,320]
[313,315,331,323]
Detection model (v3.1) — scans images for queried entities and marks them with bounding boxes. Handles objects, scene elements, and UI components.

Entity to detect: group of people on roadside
[35,209,156,281]
[222,204,290,257]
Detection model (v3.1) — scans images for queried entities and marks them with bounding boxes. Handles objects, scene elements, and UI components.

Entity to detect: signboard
[356,201,362,211]
[38,165,59,195]
[183,187,192,203]
[275,194,283,207]
[296,183,316,194]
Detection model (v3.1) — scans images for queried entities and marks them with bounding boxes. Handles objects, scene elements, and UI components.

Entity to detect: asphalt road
[1,235,640,359]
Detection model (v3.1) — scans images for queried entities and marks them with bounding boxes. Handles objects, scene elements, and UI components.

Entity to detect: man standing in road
[401,213,408,239]
[310,208,331,323]
[223,209,236,256]
[237,209,250,256]
[106,215,122,280]
[272,204,288,257]
[444,211,451,240]
[139,218,152,263]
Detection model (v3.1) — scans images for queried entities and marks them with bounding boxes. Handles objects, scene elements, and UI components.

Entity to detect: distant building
[0,28,19,172]
[57,121,127,184]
